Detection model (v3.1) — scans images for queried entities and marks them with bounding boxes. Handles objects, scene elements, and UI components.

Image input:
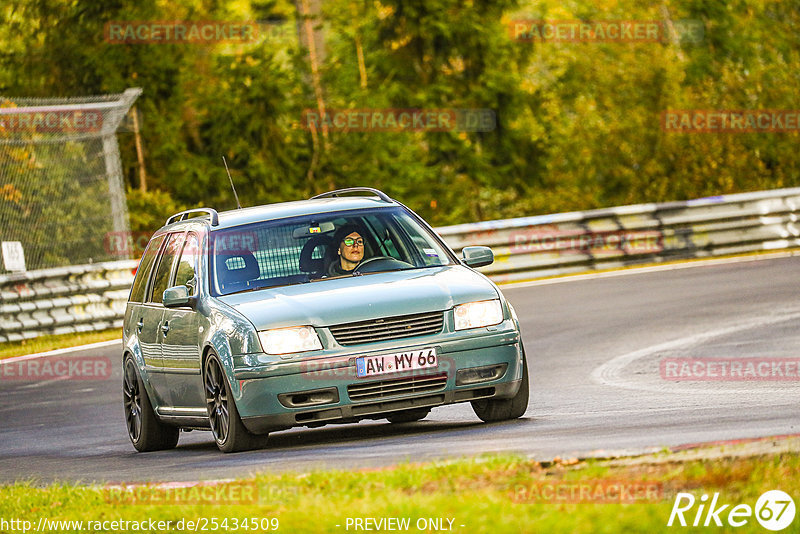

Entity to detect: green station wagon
[122,188,528,452]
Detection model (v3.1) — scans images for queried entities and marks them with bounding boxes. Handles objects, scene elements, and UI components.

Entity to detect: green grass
[2,452,798,533]
[0,329,120,360]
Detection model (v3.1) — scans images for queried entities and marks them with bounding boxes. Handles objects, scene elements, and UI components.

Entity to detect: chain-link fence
[0,88,140,273]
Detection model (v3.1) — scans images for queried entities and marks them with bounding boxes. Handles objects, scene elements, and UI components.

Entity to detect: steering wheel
[354,256,414,274]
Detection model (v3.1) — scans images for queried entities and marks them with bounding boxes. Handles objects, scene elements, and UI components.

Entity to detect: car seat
[217,251,260,292]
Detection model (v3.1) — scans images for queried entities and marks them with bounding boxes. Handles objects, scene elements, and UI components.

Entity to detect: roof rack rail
[310,187,393,203]
[166,208,220,227]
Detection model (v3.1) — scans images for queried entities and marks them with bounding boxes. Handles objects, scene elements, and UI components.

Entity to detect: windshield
[209,207,456,296]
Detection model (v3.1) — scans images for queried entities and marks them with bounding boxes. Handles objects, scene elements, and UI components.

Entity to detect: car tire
[471,345,529,423]
[386,407,430,424]
[123,354,180,452]
[204,352,268,453]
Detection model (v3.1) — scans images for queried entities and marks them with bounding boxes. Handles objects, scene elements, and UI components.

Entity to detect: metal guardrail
[438,187,800,283]
[2,187,800,342]
[0,261,137,343]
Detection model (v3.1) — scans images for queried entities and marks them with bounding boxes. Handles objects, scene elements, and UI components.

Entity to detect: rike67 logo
[668,490,796,531]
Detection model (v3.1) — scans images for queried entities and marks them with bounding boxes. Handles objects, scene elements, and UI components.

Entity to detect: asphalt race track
[1,255,798,484]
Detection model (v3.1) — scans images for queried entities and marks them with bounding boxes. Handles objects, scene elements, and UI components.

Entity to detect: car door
[141,231,185,407]
[127,233,164,389]
[160,232,206,410]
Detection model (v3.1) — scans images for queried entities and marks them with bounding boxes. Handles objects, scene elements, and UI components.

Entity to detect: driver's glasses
[343,238,364,247]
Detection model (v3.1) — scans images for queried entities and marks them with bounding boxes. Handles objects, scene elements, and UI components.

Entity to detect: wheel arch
[121,343,160,409]
[201,338,243,399]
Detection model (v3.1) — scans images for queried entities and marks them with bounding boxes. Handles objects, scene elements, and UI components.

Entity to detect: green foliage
[125,189,186,234]
[1,0,799,229]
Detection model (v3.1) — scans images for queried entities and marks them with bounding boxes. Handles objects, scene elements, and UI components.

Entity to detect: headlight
[454,300,503,331]
[258,326,322,355]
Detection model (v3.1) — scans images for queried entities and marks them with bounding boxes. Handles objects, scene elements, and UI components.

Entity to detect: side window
[396,214,450,267]
[148,233,184,304]
[174,233,200,295]
[129,235,165,303]
[362,215,402,260]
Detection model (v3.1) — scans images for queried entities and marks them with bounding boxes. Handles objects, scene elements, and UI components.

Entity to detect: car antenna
[222,156,242,209]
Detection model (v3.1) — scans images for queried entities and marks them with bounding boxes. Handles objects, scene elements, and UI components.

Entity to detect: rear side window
[129,235,165,303]
[148,233,184,304]
[362,214,402,259]
[174,233,200,295]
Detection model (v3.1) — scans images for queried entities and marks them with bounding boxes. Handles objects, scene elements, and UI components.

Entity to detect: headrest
[218,251,260,282]
[299,235,333,273]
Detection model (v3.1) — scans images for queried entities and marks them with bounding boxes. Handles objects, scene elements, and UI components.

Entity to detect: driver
[327,223,367,276]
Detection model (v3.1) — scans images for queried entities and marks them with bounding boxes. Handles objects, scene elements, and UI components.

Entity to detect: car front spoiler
[240,378,521,434]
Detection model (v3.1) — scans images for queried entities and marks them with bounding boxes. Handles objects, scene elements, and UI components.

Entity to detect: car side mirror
[462,246,494,268]
[163,285,196,309]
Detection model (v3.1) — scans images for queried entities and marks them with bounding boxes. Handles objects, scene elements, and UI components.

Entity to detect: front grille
[348,374,448,402]
[329,311,444,345]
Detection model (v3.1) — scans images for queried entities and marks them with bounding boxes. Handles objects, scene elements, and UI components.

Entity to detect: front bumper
[234,332,523,434]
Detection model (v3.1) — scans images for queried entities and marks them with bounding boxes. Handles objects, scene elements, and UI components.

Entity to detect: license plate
[356,348,438,378]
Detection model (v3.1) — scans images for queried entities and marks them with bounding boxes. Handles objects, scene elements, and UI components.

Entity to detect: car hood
[216,265,499,330]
